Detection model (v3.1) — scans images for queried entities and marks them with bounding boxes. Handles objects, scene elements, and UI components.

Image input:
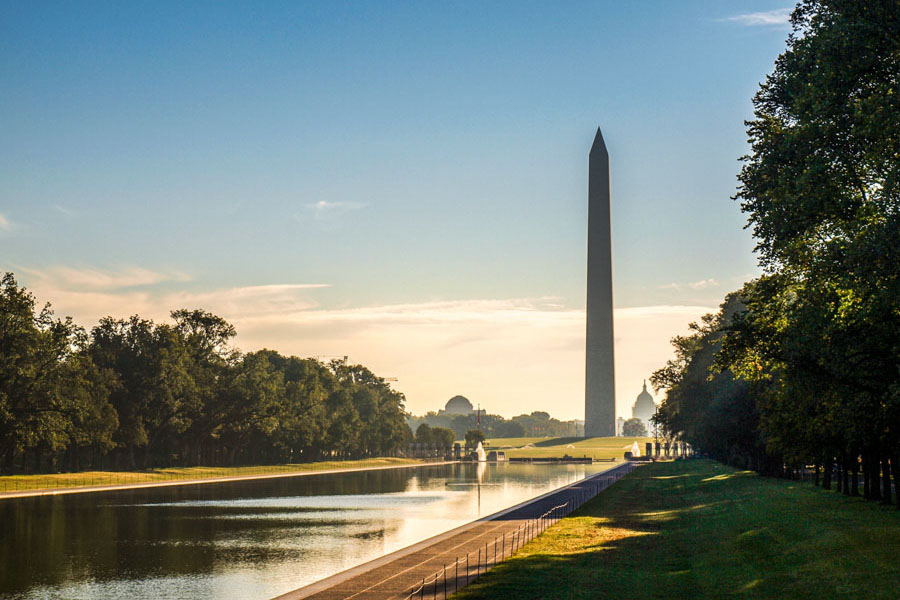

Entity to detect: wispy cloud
[688,278,719,290]
[52,204,77,217]
[167,283,331,318]
[0,212,11,231]
[723,8,791,27]
[15,266,329,323]
[22,266,192,290]
[659,278,719,291]
[301,200,368,221]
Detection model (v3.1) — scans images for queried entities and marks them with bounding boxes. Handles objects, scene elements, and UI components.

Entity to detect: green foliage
[621,418,647,437]
[430,427,455,446]
[414,423,454,446]
[409,410,572,440]
[0,272,411,473]
[464,429,485,448]
[654,1,900,498]
[0,272,116,472]
[414,423,432,443]
[652,294,765,471]
[730,0,899,484]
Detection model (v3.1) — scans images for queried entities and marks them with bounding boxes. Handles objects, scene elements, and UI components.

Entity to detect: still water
[0,462,609,599]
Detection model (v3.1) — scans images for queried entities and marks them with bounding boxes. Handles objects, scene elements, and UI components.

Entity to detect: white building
[632,381,657,430]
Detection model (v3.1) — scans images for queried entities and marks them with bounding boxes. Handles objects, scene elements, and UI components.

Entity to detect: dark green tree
[622,418,647,437]
[415,423,433,444]
[430,427,455,447]
[0,273,114,472]
[464,429,485,449]
[730,0,899,496]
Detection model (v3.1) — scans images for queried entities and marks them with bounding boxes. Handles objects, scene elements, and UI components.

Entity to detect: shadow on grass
[531,437,584,447]
[452,460,900,600]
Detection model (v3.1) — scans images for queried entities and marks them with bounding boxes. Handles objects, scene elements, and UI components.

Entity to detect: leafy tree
[622,418,647,437]
[0,272,449,473]
[464,429,485,449]
[728,0,899,495]
[430,427,455,447]
[0,273,113,472]
[415,423,433,444]
[652,295,765,471]
[494,420,526,438]
[89,316,196,468]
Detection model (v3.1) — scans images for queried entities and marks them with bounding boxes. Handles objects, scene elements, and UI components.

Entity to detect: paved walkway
[0,461,457,500]
[274,461,639,600]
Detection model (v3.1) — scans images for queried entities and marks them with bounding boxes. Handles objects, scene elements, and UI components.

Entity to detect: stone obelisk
[584,127,615,437]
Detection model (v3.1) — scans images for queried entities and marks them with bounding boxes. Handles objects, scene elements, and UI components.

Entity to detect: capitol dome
[632,381,656,426]
[443,395,474,415]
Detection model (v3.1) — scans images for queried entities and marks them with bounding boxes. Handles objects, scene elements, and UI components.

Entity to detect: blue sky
[1,1,793,419]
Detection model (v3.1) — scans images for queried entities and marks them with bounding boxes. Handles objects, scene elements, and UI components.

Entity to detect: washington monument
[584,127,616,437]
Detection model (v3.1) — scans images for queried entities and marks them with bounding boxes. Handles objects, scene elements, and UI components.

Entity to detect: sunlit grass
[453,460,900,599]
[480,435,655,460]
[481,437,552,448]
[0,457,422,493]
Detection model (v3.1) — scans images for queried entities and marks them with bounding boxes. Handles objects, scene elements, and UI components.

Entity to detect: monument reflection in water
[0,462,608,600]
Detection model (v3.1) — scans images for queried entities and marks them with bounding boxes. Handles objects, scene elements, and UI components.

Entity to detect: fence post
[443,564,447,598]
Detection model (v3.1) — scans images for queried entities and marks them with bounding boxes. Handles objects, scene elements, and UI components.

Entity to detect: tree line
[408,410,579,441]
[651,0,898,507]
[0,273,411,474]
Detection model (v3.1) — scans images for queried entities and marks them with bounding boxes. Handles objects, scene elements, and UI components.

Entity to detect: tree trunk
[851,455,859,496]
[33,446,43,473]
[822,454,832,490]
[892,454,899,510]
[836,458,843,493]
[814,462,820,487]
[864,456,871,498]
[842,456,850,495]
[882,455,893,506]
[870,452,882,502]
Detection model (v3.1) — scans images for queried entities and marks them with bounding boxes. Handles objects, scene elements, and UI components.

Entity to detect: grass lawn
[0,457,422,493]
[454,459,900,599]
[481,436,655,461]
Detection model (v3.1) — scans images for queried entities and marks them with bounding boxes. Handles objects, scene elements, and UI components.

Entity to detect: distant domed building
[632,381,657,428]
[439,395,474,415]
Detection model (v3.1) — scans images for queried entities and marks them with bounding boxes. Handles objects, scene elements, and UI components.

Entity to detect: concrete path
[274,461,639,600]
[0,461,457,500]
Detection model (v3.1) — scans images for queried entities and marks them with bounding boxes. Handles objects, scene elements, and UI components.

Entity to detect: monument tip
[590,127,608,156]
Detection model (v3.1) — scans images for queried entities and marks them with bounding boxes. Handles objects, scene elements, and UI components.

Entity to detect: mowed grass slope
[454,460,900,600]
[483,436,654,460]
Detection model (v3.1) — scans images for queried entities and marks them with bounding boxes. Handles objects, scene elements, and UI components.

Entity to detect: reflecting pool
[0,462,610,599]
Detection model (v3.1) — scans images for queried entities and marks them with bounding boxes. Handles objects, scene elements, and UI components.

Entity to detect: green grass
[453,459,900,599]
[481,436,655,460]
[482,437,552,448]
[0,457,422,493]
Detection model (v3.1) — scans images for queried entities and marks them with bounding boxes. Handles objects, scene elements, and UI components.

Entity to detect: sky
[1,1,794,420]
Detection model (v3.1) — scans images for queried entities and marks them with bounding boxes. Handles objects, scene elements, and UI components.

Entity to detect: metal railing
[404,464,636,600]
